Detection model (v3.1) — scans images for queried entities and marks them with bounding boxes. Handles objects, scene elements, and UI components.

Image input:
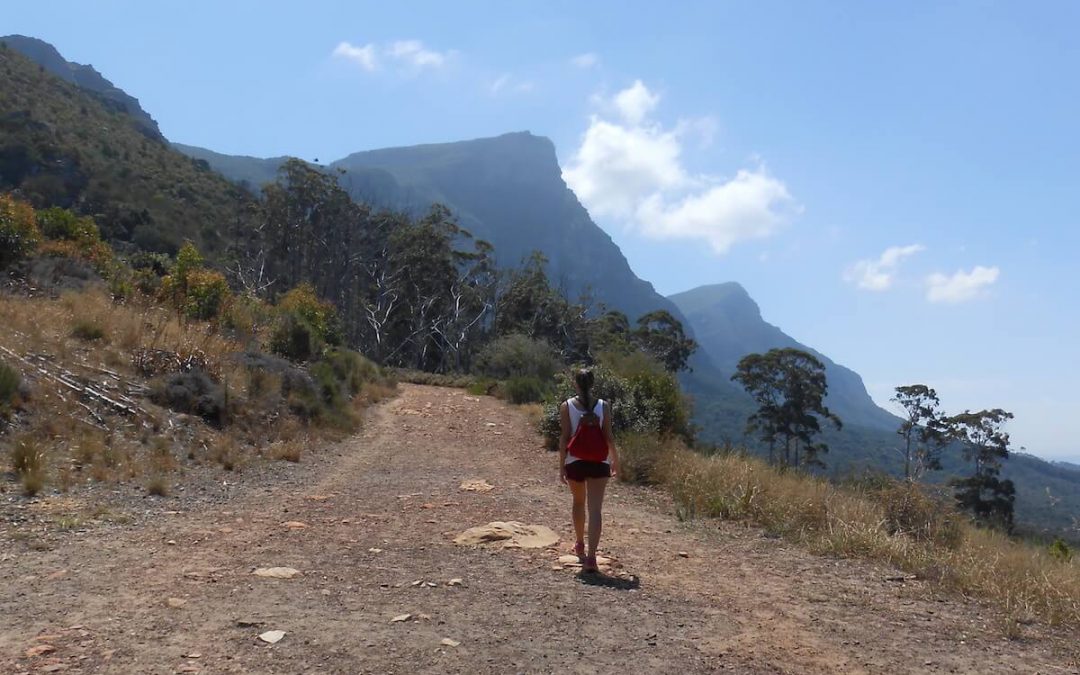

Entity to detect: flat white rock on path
[258,630,286,644]
[252,567,302,579]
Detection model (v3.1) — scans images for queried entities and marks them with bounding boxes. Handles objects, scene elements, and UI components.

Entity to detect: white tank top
[565,398,609,465]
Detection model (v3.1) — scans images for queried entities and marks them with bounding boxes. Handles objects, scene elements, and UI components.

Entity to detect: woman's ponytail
[575,368,596,412]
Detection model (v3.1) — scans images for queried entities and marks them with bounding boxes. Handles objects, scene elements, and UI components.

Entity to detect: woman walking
[559,368,619,573]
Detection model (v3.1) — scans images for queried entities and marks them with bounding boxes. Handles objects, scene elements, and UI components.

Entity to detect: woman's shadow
[576,569,640,590]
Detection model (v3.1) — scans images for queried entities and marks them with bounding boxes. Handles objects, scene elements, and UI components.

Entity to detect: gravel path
[1,384,1076,674]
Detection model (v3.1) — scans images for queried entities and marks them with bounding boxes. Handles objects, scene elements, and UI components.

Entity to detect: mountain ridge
[670,282,900,431]
[2,34,162,140]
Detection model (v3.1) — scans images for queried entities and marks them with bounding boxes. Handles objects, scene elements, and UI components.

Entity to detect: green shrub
[37,206,98,242]
[71,318,106,342]
[276,284,342,346]
[466,379,497,396]
[183,268,230,320]
[475,334,561,381]
[223,292,270,341]
[320,348,381,398]
[281,348,385,430]
[0,193,42,268]
[270,312,320,362]
[539,359,691,448]
[1049,538,1073,562]
[150,370,227,427]
[0,361,20,408]
[392,370,476,388]
[503,376,549,404]
[128,251,172,296]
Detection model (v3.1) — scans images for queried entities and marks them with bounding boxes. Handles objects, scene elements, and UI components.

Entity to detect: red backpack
[567,398,609,462]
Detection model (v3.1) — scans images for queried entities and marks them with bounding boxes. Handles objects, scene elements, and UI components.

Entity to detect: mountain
[179,132,691,323]
[670,283,900,431]
[0,41,251,254]
[2,35,162,140]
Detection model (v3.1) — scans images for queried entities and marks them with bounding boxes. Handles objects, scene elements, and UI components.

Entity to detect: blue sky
[7,1,1079,461]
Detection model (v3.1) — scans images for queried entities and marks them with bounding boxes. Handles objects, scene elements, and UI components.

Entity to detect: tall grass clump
[12,436,46,496]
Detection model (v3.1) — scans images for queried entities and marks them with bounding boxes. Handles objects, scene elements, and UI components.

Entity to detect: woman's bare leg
[568,479,587,547]
[586,477,609,557]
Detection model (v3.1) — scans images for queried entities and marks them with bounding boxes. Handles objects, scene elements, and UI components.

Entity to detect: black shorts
[565,460,611,482]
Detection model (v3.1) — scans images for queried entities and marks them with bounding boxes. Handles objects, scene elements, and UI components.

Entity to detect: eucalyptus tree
[732,348,842,468]
[945,408,1016,531]
[892,384,948,480]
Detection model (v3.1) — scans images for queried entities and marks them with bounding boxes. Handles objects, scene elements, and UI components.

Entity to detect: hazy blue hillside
[670,282,900,431]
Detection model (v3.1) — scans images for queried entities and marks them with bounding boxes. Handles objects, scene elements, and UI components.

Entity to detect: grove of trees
[892,384,1017,531]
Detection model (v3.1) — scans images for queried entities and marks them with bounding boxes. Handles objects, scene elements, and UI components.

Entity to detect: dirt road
[2,385,1076,673]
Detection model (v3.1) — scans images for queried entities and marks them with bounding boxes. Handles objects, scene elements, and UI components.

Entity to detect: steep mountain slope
[670,283,900,431]
[338,132,691,322]
[0,42,251,254]
[2,34,162,140]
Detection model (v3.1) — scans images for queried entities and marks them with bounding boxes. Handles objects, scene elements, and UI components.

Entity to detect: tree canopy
[732,348,841,469]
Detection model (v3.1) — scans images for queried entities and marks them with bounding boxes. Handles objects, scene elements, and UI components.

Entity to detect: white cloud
[844,244,925,291]
[562,116,687,217]
[332,41,378,71]
[388,40,450,69]
[613,80,660,126]
[489,74,535,96]
[332,39,453,73]
[636,169,794,254]
[926,266,1000,303]
[563,80,797,253]
[570,52,598,69]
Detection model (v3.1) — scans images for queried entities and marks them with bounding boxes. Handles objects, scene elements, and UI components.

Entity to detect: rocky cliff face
[331,132,682,322]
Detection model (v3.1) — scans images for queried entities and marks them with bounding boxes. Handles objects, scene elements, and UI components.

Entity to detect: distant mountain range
[4,35,1077,539]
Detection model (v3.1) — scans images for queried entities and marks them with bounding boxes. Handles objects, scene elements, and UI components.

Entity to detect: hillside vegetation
[0,194,394,500]
[0,43,253,255]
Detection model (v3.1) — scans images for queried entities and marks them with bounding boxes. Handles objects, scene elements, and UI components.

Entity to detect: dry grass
[360,380,398,406]
[145,475,170,497]
[517,402,544,429]
[1,286,398,504]
[634,438,1080,629]
[11,435,46,496]
[270,439,304,463]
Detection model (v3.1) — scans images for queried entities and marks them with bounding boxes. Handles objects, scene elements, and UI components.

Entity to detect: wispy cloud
[489,74,535,96]
[926,265,1000,303]
[563,80,797,254]
[388,40,451,69]
[332,41,378,71]
[844,244,925,291]
[570,52,599,69]
[332,39,454,73]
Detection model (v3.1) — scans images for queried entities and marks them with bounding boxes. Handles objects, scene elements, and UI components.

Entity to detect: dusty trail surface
[2,385,1076,674]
